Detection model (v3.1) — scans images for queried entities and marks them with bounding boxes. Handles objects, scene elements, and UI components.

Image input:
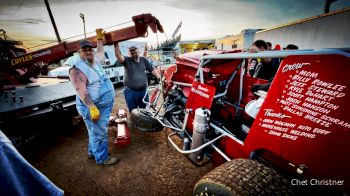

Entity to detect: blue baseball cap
[129,46,138,51]
[79,39,93,49]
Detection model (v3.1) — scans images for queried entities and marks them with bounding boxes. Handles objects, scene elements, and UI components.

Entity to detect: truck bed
[0,78,76,122]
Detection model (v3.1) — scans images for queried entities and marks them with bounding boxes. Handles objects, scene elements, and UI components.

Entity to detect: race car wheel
[193,159,293,196]
[129,108,163,132]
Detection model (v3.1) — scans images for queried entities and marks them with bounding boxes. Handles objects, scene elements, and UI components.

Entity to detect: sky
[0,0,349,50]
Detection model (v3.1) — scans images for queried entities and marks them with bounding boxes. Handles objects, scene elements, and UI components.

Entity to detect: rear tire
[193,159,293,196]
[129,108,163,132]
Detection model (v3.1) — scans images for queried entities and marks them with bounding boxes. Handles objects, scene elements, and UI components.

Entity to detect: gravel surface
[27,86,213,196]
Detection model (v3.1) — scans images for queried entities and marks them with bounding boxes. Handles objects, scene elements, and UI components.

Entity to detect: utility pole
[44,0,61,43]
[80,13,86,38]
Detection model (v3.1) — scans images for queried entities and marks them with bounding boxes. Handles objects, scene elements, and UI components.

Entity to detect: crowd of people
[248,39,299,92]
[249,40,299,76]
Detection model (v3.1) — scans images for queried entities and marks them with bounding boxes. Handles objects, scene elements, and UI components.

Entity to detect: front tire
[129,108,163,132]
[193,159,292,196]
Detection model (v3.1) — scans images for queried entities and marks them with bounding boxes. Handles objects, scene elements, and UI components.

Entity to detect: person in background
[248,40,280,80]
[284,44,299,50]
[266,42,272,50]
[114,43,160,112]
[274,44,282,50]
[0,130,64,196]
[69,29,119,165]
[248,39,267,53]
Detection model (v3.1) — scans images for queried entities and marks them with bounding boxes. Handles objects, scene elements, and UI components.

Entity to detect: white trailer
[215,8,350,50]
[255,8,350,49]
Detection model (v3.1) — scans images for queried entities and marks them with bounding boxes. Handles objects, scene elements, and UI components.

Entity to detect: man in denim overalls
[69,29,118,165]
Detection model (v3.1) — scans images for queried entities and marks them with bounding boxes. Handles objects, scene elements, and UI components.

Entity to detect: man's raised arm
[114,43,125,64]
[96,28,105,63]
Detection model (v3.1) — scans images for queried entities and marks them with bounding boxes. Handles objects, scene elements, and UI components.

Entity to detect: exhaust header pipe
[190,107,210,161]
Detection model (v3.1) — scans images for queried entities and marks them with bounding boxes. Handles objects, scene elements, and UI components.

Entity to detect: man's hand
[114,42,120,50]
[143,44,149,57]
[151,69,160,80]
[96,28,105,40]
[114,42,125,63]
[249,46,260,53]
[89,105,100,122]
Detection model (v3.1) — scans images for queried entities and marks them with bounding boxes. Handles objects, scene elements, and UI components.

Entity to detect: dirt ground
[27,86,213,196]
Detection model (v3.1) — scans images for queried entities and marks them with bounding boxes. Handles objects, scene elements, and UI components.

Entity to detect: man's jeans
[76,91,114,164]
[124,86,149,112]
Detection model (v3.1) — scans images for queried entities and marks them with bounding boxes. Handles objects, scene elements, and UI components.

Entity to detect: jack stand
[111,108,131,147]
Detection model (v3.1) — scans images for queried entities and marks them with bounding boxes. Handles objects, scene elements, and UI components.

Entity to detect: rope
[164,31,169,41]
[28,20,133,49]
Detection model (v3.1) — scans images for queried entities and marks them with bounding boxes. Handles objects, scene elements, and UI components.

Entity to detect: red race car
[130,49,350,195]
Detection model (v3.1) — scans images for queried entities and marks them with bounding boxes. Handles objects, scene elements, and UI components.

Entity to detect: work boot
[88,154,94,160]
[101,157,120,165]
[88,152,111,160]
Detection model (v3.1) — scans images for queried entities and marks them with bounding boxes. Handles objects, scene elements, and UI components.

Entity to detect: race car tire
[129,108,163,132]
[193,159,293,196]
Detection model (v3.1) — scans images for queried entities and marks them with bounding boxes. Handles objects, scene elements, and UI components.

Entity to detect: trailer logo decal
[32,49,51,58]
[11,54,33,65]
[10,50,52,66]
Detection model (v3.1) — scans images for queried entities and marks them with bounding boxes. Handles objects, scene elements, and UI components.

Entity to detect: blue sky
[0,0,349,49]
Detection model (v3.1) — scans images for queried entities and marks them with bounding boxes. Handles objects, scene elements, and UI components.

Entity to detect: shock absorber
[189,107,210,162]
